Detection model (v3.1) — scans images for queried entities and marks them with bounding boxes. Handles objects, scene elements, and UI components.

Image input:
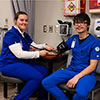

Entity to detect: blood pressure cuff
[57,41,68,54]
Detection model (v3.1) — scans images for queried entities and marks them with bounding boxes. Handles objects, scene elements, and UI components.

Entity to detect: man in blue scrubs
[0,11,55,100]
[42,13,100,100]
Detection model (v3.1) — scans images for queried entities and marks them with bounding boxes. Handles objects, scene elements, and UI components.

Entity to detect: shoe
[10,96,15,100]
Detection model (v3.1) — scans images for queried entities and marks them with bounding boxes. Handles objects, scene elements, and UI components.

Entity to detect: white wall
[0,0,14,29]
[0,0,14,50]
[34,0,100,48]
[0,0,99,48]
[34,0,68,47]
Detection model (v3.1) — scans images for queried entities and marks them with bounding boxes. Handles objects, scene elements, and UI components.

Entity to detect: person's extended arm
[31,42,54,51]
[67,60,98,88]
[31,42,46,49]
[9,43,48,59]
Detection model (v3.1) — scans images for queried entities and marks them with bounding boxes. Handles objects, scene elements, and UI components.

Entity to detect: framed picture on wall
[64,0,86,16]
[64,0,81,16]
[89,0,100,13]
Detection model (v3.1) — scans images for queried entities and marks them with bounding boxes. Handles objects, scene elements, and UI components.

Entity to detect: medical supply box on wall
[94,18,100,37]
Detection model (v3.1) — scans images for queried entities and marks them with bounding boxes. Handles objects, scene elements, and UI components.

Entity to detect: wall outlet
[49,25,53,33]
[43,25,47,33]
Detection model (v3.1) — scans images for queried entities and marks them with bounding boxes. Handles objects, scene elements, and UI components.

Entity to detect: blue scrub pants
[42,67,96,100]
[1,61,48,100]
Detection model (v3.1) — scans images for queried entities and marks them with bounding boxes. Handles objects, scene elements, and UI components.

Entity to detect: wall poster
[64,0,86,16]
[89,0,100,13]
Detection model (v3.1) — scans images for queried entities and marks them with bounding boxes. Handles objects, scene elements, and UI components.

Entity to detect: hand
[45,44,54,51]
[66,76,80,88]
[47,51,57,56]
[39,50,48,57]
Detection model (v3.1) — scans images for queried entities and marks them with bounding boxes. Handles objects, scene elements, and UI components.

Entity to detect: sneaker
[10,96,15,100]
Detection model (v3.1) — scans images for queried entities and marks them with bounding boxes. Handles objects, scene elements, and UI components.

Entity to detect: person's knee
[42,77,52,88]
[42,78,48,87]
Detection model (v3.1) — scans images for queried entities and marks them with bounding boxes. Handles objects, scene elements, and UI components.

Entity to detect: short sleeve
[4,32,20,46]
[90,40,100,60]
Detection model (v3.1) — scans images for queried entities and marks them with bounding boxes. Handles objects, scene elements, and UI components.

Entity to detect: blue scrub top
[65,34,100,73]
[0,26,33,67]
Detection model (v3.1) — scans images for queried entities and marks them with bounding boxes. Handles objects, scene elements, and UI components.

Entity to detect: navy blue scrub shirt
[65,34,100,73]
[0,26,33,67]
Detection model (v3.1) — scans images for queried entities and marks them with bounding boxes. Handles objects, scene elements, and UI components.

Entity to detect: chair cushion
[58,82,76,93]
[0,72,24,83]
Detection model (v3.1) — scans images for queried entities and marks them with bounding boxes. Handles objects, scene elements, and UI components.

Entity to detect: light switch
[43,25,47,33]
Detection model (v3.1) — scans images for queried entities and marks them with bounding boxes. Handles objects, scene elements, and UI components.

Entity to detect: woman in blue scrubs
[42,13,100,100]
[0,11,55,100]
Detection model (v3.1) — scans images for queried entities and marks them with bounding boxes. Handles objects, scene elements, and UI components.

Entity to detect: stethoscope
[21,35,57,56]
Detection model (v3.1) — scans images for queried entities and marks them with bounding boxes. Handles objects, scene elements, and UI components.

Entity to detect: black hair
[14,11,28,20]
[73,13,90,31]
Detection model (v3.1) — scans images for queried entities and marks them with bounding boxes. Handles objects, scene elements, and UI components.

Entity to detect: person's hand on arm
[66,60,98,88]
[45,44,54,51]
[44,44,58,56]
[39,50,49,57]
[31,42,55,51]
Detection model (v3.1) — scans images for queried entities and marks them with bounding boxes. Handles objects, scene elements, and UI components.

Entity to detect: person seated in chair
[0,11,56,100]
[42,13,100,100]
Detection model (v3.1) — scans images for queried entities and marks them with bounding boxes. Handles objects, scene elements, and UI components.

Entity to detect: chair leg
[65,91,74,100]
[15,83,19,95]
[91,87,100,100]
[3,82,23,98]
[15,83,22,95]
[4,82,8,98]
[15,83,25,95]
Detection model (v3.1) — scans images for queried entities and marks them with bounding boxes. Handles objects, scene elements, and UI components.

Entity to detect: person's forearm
[31,42,45,49]
[75,60,98,79]
[9,43,40,59]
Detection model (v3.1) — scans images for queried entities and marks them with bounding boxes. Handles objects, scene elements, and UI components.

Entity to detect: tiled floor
[0,81,37,100]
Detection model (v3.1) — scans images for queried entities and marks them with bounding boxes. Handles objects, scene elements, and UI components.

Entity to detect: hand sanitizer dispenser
[94,18,100,37]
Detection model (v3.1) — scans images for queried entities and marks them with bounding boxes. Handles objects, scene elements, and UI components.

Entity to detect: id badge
[71,39,76,48]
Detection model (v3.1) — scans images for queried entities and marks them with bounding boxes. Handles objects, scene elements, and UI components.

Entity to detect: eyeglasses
[75,22,87,26]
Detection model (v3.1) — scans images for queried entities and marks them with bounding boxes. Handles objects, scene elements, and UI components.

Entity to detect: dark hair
[14,11,28,20]
[73,13,90,31]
